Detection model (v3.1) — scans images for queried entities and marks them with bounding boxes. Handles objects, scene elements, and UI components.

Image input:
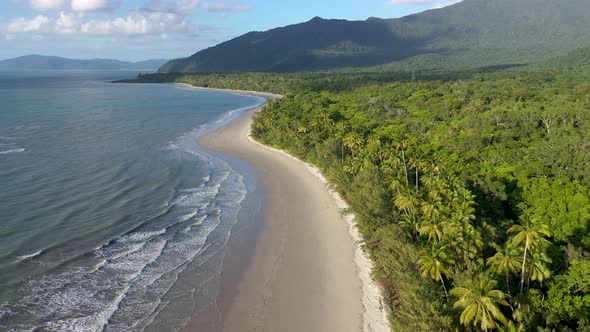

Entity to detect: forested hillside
[159,0,590,73]
[537,45,590,69]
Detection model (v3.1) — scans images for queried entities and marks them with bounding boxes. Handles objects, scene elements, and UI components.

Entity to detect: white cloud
[29,0,65,11]
[55,11,78,33]
[139,0,200,15]
[7,15,51,33]
[138,0,253,14]
[20,0,251,14]
[388,0,462,8]
[80,12,197,35]
[3,10,207,36]
[70,0,111,12]
[24,0,117,12]
[201,2,252,13]
[1,0,248,38]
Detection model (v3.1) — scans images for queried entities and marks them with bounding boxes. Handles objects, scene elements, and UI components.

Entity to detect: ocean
[0,70,265,331]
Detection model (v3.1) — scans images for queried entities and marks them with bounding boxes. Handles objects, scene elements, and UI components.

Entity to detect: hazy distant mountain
[0,55,169,71]
[537,44,590,68]
[159,0,590,73]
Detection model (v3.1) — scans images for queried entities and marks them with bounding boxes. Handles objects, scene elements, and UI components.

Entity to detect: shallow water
[0,70,264,331]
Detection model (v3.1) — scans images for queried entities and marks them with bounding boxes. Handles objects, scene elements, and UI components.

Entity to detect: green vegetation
[129,50,590,330]
[158,0,590,73]
[246,66,590,330]
[537,45,590,69]
[309,41,378,57]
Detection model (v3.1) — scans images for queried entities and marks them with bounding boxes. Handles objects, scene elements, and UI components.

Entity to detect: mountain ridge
[159,0,590,73]
[0,55,169,71]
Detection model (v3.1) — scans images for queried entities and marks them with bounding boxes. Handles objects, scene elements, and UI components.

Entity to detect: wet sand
[198,106,364,332]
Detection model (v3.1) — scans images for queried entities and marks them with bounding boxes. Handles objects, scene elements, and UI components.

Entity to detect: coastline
[176,83,283,100]
[187,84,390,331]
[245,125,391,332]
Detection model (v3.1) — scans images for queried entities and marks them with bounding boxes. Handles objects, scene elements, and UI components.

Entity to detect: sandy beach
[198,103,364,331]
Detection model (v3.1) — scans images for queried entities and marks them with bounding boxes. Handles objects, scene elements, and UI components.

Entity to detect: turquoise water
[0,71,264,330]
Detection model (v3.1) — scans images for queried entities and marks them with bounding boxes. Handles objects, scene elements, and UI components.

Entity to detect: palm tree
[261,116,276,134]
[366,136,383,163]
[486,243,522,293]
[394,139,410,186]
[400,212,421,241]
[419,199,446,243]
[334,122,347,163]
[389,178,404,194]
[393,189,421,239]
[451,275,510,331]
[297,125,308,134]
[419,216,446,244]
[408,158,424,192]
[508,218,551,292]
[418,245,454,296]
[343,133,364,158]
[498,320,526,332]
[527,249,552,287]
[427,158,446,176]
[393,191,418,216]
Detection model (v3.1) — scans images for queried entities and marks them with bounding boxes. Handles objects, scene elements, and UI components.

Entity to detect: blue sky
[0,0,461,61]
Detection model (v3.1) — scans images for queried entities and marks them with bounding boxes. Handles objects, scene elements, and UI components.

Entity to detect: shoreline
[245,124,391,332]
[176,83,283,100]
[188,84,389,331]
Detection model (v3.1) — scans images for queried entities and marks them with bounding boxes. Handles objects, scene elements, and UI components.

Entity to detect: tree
[545,259,590,325]
[395,139,410,186]
[419,245,454,296]
[343,132,364,158]
[527,249,552,287]
[393,190,421,238]
[408,158,424,192]
[508,218,551,293]
[487,243,522,293]
[419,198,446,243]
[451,275,510,331]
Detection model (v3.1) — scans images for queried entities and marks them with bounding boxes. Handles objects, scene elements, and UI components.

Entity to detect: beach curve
[191,85,390,332]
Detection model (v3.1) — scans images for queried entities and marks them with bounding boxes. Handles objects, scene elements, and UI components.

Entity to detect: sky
[0,0,462,61]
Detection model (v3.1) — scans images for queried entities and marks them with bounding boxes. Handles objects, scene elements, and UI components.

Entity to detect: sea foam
[14,250,43,262]
[0,148,25,155]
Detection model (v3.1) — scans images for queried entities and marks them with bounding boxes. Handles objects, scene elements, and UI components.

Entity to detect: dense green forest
[129,60,590,330]
[158,0,590,73]
[248,67,590,331]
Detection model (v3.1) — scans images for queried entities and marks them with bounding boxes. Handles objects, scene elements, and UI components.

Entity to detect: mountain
[159,0,590,73]
[0,55,169,71]
[537,44,590,68]
[131,59,172,70]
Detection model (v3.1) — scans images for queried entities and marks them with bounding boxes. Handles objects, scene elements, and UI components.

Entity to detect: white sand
[194,85,390,331]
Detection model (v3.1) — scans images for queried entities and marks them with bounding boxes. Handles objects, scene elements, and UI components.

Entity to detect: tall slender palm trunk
[505,273,511,294]
[441,277,448,297]
[401,149,409,186]
[519,242,528,293]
